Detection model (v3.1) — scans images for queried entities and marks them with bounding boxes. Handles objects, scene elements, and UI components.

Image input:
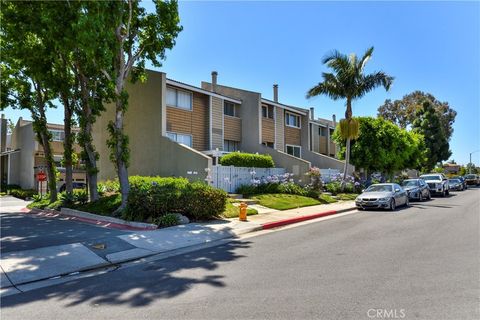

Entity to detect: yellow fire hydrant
[239,202,248,221]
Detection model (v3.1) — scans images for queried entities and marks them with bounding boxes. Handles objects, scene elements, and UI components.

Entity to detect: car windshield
[421,175,441,181]
[449,179,460,183]
[365,185,393,192]
[402,180,418,187]
[465,174,476,179]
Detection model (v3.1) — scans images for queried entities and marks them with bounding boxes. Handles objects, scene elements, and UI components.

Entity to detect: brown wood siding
[224,116,241,141]
[319,136,328,155]
[262,118,275,143]
[166,91,209,151]
[285,126,301,146]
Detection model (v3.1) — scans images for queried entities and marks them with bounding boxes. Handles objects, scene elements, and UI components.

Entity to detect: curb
[24,207,157,231]
[261,206,357,230]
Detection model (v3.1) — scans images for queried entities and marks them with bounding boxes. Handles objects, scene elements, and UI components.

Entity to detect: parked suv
[420,173,449,197]
[464,174,480,186]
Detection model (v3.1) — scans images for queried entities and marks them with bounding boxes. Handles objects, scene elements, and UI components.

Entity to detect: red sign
[37,171,47,182]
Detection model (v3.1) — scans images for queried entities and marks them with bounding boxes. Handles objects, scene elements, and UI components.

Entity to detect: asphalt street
[1,189,479,320]
[0,196,131,253]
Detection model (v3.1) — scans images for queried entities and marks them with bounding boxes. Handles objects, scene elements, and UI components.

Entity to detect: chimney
[332,114,337,127]
[309,107,314,120]
[273,84,278,102]
[211,71,218,92]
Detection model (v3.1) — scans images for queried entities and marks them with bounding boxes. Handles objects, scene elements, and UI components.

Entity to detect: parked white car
[420,173,449,197]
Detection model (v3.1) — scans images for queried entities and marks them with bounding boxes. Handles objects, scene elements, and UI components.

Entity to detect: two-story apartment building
[92,69,353,186]
[201,72,353,173]
[0,116,85,190]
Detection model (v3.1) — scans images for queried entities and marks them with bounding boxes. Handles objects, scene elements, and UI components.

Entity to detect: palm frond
[322,50,350,73]
[359,46,374,71]
[306,80,343,100]
[356,71,394,98]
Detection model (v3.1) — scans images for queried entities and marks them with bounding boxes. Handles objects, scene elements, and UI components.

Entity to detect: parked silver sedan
[355,183,409,211]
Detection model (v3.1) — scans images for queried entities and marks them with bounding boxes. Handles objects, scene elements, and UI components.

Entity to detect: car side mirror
[395,188,400,193]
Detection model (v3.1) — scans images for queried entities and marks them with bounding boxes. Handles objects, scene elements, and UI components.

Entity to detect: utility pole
[469,150,480,174]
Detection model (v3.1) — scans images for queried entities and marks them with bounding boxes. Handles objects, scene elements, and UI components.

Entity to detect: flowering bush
[237,173,309,197]
[306,167,322,193]
[324,173,362,195]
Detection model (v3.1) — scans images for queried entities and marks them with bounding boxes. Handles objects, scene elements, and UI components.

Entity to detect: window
[224,101,236,117]
[285,112,300,128]
[319,127,327,136]
[166,87,192,110]
[167,132,192,147]
[262,142,274,148]
[49,129,65,142]
[224,140,239,152]
[262,105,274,119]
[286,145,301,158]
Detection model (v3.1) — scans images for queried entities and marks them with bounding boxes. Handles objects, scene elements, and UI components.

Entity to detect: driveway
[0,196,131,253]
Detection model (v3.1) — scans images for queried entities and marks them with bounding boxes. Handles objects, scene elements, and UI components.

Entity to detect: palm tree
[307,46,394,188]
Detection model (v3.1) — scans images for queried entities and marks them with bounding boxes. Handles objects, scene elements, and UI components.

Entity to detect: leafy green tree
[104,0,182,211]
[1,2,61,202]
[306,47,393,188]
[377,91,457,140]
[332,117,425,178]
[412,100,451,171]
[459,166,467,176]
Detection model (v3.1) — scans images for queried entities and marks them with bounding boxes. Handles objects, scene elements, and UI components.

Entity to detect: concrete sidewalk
[1,198,355,291]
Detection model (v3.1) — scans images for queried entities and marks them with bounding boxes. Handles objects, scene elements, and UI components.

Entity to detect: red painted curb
[21,208,157,231]
[261,210,340,230]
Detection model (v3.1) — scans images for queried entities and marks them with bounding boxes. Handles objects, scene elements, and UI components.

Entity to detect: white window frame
[285,144,301,158]
[49,129,65,142]
[166,87,193,111]
[285,112,301,128]
[223,139,239,152]
[224,101,237,117]
[166,131,193,147]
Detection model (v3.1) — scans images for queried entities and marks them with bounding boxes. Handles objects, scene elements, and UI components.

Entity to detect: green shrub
[126,176,225,222]
[318,194,338,204]
[73,189,88,205]
[10,189,37,200]
[60,192,75,206]
[98,179,120,194]
[237,182,307,197]
[154,213,180,228]
[182,182,227,220]
[325,182,342,195]
[27,198,50,209]
[6,184,21,191]
[219,152,274,168]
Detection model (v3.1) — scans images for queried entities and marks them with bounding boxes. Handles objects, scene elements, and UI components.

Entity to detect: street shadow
[1,239,251,308]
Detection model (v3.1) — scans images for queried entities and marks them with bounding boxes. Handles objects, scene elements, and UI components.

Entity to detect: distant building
[443,163,461,174]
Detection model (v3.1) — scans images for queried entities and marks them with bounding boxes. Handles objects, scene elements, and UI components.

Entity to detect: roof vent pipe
[332,114,337,127]
[211,71,218,92]
[309,107,315,120]
[273,84,278,102]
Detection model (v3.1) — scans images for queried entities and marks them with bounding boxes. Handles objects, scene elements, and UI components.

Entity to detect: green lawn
[222,199,258,218]
[336,193,358,201]
[252,193,321,210]
[318,193,338,204]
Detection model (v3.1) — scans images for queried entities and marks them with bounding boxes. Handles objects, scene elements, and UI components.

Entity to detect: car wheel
[390,198,396,211]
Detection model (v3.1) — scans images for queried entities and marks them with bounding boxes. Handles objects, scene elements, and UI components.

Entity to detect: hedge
[219,152,274,168]
[125,176,227,222]
[10,189,37,200]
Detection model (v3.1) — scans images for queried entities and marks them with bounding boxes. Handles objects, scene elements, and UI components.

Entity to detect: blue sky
[5,1,480,165]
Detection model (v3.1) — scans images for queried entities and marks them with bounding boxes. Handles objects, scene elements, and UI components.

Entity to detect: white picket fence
[212,166,286,193]
[320,168,341,183]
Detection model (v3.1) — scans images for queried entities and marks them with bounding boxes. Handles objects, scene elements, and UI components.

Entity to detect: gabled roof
[310,118,336,128]
[166,78,242,104]
[260,98,308,115]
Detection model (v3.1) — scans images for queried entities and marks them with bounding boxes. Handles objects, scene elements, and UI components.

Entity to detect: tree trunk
[62,95,73,194]
[78,75,100,202]
[341,98,353,191]
[38,130,57,203]
[114,98,129,212]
